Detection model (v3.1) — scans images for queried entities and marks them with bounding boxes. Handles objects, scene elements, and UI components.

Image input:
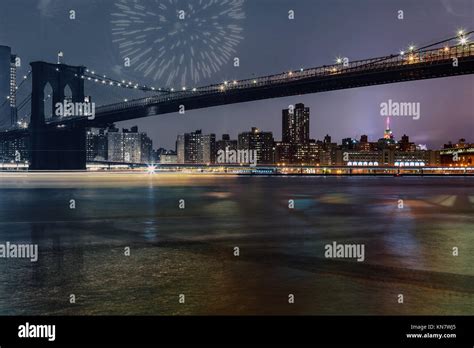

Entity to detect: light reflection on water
[0,174,473,315]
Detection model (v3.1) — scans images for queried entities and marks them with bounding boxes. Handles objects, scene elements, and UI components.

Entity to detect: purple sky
[0,0,472,149]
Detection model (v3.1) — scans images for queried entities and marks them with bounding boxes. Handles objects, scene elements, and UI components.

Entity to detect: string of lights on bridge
[1,70,31,110]
[398,29,470,57]
[63,29,471,103]
[3,29,472,108]
[12,71,33,128]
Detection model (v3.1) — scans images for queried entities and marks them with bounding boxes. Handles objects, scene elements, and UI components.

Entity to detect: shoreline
[0,170,473,177]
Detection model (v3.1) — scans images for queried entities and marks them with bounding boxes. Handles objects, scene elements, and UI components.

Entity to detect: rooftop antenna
[57,51,63,64]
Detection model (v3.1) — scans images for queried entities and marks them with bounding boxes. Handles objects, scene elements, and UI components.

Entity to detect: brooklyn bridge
[1,31,473,170]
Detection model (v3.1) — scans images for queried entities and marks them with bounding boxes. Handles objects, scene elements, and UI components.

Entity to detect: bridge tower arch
[29,62,87,170]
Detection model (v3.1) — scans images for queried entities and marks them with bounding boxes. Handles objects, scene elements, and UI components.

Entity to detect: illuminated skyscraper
[9,54,17,125]
[176,134,185,164]
[176,130,215,164]
[0,45,17,128]
[383,117,393,140]
[216,134,238,153]
[238,127,274,164]
[105,126,152,163]
[140,132,153,163]
[202,133,216,164]
[185,130,203,164]
[282,103,310,144]
[86,128,108,161]
[123,126,153,163]
[107,126,124,162]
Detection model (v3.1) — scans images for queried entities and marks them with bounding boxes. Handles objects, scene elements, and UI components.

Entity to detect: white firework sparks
[111,0,245,87]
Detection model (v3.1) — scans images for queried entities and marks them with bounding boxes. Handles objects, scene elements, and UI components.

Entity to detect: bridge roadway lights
[92,56,474,124]
[24,54,474,169]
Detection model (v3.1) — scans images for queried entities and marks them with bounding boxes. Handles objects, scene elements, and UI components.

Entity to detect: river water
[0,173,472,315]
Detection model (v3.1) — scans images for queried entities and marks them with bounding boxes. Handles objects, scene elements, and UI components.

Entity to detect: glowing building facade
[0,45,17,128]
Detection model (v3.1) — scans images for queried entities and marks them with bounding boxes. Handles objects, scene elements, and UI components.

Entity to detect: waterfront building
[140,132,153,163]
[176,135,185,164]
[356,135,372,152]
[440,139,473,166]
[277,103,314,164]
[238,127,274,164]
[86,128,108,161]
[103,126,153,164]
[342,138,358,150]
[394,150,439,167]
[340,151,381,166]
[274,142,293,165]
[397,134,416,152]
[186,130,202,163]
[176,130,216,164]
[216,134,238,153]
[122,126,141,163]
[0,132,29,163]
[282,103,310,144]
[295,142,322,165]
[276,141,323,165]
[160,151,178,164]
[202,133,216,164]
[107,126,123,162]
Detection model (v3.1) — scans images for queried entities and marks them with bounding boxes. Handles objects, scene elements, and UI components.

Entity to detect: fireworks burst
[111,0,245,87]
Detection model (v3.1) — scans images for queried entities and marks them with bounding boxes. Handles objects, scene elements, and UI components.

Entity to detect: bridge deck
[85,43,474,125]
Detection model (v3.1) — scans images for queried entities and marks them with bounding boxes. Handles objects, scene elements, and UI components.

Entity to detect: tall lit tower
[9,54,17,125]
[383,116,393,140]
[282,103,310,144]
[0,45,17,128]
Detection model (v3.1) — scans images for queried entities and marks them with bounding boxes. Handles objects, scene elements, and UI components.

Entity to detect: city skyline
[2,99,472,166]
[165,102,473,168]
[0,0,472,151]
[0,2,473,341]
[157,111,471,153]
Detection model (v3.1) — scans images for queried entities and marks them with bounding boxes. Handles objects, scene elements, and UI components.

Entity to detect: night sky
[0,0,473,149]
